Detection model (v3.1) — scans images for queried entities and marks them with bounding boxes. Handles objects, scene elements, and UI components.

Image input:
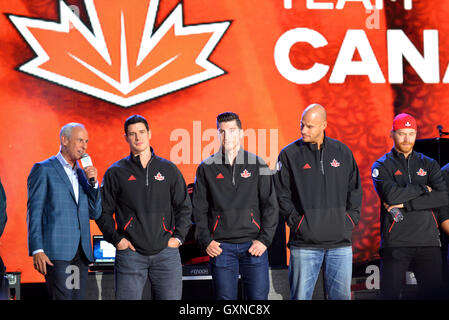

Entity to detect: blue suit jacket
[27,156,101,261]
[0,178,6,238]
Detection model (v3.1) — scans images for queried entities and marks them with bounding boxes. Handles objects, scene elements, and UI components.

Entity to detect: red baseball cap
[392,113,417,131]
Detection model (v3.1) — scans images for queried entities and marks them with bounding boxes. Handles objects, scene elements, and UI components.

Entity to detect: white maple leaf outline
[8,0,231,107]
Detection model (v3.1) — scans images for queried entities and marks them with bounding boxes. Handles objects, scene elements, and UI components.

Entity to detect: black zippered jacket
[96,148,192,255]
[192,149,279,250]
[439,163,449,223]
[274,136,362,249]
[372,148,448,249]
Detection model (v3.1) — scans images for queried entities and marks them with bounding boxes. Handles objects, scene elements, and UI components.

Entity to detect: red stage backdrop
[0,0,447,283]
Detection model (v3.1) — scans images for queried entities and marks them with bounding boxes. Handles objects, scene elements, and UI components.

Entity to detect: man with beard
[372,113,449,299]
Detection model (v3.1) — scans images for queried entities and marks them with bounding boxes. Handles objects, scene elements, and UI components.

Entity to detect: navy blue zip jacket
[96,148,192,255]
[372,148,448,248]
[274,136,362,249]
[192,149,279,250]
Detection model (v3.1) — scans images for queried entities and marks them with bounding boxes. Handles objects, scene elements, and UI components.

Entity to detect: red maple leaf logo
[330,159,340,168]
[241,169,251,178]
[154,172,165,181]
[416,168,427,177]
[8,0,230,107]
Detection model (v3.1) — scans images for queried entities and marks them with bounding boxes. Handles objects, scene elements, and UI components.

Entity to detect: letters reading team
[24,108,449,300]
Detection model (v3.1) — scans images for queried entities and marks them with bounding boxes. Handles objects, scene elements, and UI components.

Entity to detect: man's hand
[33,252,54,275]
[206,240,222,258]
[383,202,404,212]
[83,166,98,185]
[167,237,181,248]
[116,238,136,251]
[248,240,267,257]
[426,185,432,192]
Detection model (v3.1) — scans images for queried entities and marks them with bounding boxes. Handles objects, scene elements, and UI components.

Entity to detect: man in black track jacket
[274,104,362,300]
[193,112,278,300]
[372,113,448,299]
[96,115,192,300]
[440,164,449,231]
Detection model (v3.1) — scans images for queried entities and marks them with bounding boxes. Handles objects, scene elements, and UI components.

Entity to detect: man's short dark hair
[124,115,149,135]
[216,112,242,129]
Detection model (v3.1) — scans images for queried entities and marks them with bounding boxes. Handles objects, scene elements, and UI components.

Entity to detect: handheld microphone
[80,153,96,187]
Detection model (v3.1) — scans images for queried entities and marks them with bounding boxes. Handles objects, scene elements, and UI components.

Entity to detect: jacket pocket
[124,217,134,231]
[210,209,259,240]
[212,215,221,237]
[294,207,352,244]
[388,220,396,233]
[346,213,355,229]
[162,217,174,235]
[251,212,261,230]
[295,215,305,233]
[431,211,439,229]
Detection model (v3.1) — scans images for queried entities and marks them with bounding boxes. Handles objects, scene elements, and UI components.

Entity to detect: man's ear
[61,135,69,148]
[322,120,327,131]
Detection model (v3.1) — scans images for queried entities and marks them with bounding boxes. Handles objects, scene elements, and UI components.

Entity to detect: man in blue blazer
[27,123,101,300]
[0,177,7,299]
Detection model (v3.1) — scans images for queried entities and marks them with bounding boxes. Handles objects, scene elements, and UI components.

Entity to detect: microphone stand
[437,125,449,166]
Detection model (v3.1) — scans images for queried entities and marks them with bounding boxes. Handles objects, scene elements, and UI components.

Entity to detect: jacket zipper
[162,217,174,235]
[212,215,221,236]
[145,156,155,187]
[431,211,439,229]
[406,155,412,184]
[388,220,396,233]
[251,212,261,230]
[296,215,304,232]
[346,213,355,228]
[320,148,325,176]
[124,217,133,231]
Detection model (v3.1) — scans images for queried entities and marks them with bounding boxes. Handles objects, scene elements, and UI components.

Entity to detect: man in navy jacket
[96,115,192,300]
[372,113,448,299]
[193,112,278,300]
[274,104,362,300]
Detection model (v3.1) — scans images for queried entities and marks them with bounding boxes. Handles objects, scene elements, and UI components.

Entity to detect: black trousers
[380,246,446,299]
[45,243,90,300]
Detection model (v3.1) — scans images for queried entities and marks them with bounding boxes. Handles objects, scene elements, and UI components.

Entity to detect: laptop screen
[93,235,116,263]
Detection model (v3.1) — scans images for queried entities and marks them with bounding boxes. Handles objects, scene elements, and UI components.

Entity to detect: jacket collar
[391,147,415,161]
[302,132,327,151]
[219,147,244,166]
[130,146,156,164]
